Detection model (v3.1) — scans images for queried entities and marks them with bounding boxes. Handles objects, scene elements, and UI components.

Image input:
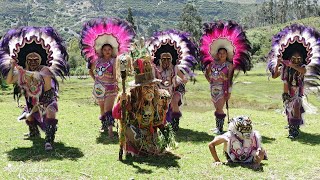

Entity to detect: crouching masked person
[113,51,174,159]
[0,27,69,150]
[267,24,320,139]
[146,30,198,132]
[208,116,267,170]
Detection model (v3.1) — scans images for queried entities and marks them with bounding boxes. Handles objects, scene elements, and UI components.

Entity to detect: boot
[288,118,301,139]
[100,120,108,133]
[102,111,114,138]
[44,118,58,151]
[25,120,40,138]
[171,112,182,132]
[288,125,300,139]
[99,113,107,132]
[105,111,115,127]
[282,93,290,103]
[213,112,226,135]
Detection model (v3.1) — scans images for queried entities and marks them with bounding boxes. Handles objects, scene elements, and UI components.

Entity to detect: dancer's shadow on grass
[293,132,320,145]
[224,162,266,172]
[96,131,119,145]
[122,151,180,174]
[261,136,276,144]
[175,127,214,143]
[6,138,84,162]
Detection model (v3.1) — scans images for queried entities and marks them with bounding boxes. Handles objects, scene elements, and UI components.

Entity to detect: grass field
[0,63,319,179]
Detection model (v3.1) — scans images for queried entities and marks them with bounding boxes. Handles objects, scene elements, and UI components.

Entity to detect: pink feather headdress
[200,20,252,72]
[80,17,135,64]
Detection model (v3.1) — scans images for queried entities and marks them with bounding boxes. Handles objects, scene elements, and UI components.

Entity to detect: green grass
[0,63,319,179]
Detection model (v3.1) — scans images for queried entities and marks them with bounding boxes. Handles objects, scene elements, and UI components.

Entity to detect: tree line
[243,0,319,28]
[1,1,320,82]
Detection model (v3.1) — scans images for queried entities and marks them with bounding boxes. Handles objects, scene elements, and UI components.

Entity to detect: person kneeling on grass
[208,116,267,169]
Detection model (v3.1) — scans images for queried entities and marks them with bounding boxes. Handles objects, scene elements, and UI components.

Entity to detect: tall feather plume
[200,20,252,73]
[0,26,69,79]
[146,29,198,78]
[267,24,320,88]
[80,17,135,64]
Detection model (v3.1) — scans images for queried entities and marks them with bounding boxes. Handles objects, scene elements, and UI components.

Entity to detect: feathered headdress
[267,24,320,86]
[80,17,135,64]
[146,30,198,77]
[0,26,69,78]
[200,20,252,72]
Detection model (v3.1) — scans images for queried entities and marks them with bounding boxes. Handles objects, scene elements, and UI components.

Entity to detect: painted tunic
[281,65,305,122]
[18,69,58,129]
[207,61,231,103]
[223,131,261,163]
[93,58,118,101]
[112,88,171,156]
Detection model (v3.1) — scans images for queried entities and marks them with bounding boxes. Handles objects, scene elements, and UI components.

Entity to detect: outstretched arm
[208,135,228,164]
[89,62,95,81]
[204,65,211,83]
[272,58,282,79]
[6,60,18,84]
[287,63,306,75]
[252,148,266,170]
[177,68,188,84]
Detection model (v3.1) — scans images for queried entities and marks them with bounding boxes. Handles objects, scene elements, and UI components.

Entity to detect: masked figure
[113,42,174,157]
[267,24,320,139]
[0,27,69,150]
[146,30,198,131]
[208,116,267,170]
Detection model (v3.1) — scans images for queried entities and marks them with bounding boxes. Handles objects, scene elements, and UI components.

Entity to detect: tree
[0,75,8,89]
[89,0,104,11]
[282,0,288,23]
[267,0,275,24]
[313,0,320,16]
[178,3,202,43]
[147,22,160,37]
[67,38,86,69]
[126,7,137,31]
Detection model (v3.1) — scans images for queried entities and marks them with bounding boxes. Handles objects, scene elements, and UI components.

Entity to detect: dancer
[0,26,69,150]
[267,24,320,139]
[200,21,252,134]
[113,41,174,159]
[147,30,198,131]
[80,17,135,138]
[208,116,267,170]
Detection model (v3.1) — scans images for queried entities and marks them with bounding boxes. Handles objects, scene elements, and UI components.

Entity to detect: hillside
[0,0,259,40]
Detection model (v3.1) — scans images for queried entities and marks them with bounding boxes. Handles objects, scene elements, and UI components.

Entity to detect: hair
[217,48,228,53]
[101,43,113,50]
